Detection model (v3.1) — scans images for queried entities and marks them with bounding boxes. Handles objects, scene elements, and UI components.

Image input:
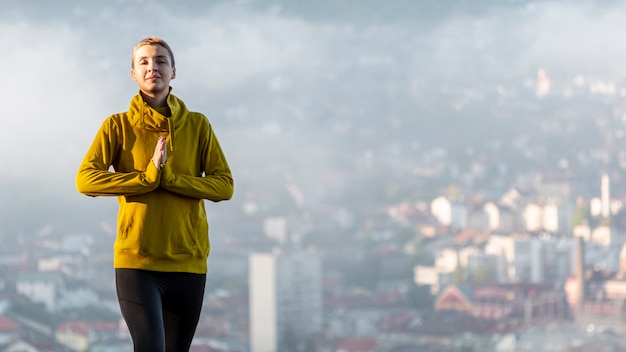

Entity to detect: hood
[127,87,188,151]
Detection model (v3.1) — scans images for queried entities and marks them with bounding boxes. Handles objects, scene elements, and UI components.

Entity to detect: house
[87,338,133,352]
[15,272,64,312]
[435,283,564,322]
[56,321,118,352]
[0,315,20,345]
[564,241,626,332]
[334,337,377,352]
[0,339,40,352]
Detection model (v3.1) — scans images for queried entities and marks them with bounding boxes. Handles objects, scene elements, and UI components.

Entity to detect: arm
[76,119,162,197]
[160,125,234,202]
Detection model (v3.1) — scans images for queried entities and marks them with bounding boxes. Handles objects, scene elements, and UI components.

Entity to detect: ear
[131,69,137,82]
[171,67,176,80]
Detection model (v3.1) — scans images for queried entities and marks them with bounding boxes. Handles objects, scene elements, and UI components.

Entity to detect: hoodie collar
[129,87,185,151]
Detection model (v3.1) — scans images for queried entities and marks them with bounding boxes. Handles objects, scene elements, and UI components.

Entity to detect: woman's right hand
[152,136,167,169]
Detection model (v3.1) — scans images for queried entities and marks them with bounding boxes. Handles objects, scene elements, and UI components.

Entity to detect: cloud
[175,14,320,90]
[0,22,108,183]
[2,1,626,229]
[0,4,349,183]
[522,3,626,74]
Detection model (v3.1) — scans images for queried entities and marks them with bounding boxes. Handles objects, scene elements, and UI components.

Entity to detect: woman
[76,36,234,351]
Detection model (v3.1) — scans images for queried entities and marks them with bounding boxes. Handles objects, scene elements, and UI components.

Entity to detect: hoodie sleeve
[76,117,161,197]
[160,123,234,202]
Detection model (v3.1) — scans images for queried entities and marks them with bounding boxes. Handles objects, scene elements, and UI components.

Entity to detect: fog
[1,0,626,234]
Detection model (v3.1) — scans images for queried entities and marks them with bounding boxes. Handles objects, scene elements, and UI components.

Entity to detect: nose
[148,61,158,72]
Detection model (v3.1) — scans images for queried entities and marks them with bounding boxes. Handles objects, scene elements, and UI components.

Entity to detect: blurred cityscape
[4,0,626,351]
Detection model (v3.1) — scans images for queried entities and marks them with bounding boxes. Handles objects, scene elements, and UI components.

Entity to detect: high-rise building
[601,172,610,219]
[249,249,322,352]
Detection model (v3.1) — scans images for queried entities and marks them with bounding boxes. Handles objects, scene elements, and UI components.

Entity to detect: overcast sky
[2,0,626,232]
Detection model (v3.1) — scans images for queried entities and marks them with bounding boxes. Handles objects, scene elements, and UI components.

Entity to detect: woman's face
[131,44,176,97]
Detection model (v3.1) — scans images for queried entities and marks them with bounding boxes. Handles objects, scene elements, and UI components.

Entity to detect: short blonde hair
[131,36,175,68]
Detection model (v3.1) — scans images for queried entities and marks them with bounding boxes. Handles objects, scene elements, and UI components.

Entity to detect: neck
[140,90,168,108]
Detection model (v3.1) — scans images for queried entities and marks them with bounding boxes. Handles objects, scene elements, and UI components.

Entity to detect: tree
[571,206,589,227]
[470,264,496,284]
[408,284,433,310]
[451,265,466,285]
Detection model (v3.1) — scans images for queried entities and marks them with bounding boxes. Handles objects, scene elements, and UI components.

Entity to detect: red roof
[373,290,409,306]
[379,312,416,332]
[0,315,19,332]
[581,301,623,316]
[57,321,117,334]
[325,295,349,309]
[334,337,377,352]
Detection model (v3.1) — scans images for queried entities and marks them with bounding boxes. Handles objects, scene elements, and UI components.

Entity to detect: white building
[484,202,519,232]
[450,202,469,229]
[431,196,451,226]
[434,247,460,274]
[542,203,559,233]
[430,196,469,229]
[0,340,40,352]
[249,249,322,352]
[513,237,545,283]
[573,222,591,242]
[484,202,501,231]
[485,235,516,277]
[414,246,482,293]
[15,272,63,312]
[592,225,612,247]
[413,266,440,293]
[468,206,490,231]
[523,203,543,232]
[522,199,571,234]
[485,234,578,285]
[263,217,288,244]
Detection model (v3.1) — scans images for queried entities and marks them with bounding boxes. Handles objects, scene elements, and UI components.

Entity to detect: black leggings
[115,268,206,352]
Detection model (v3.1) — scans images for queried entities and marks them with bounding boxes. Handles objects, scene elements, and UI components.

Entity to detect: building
[466,252,503,283]
[565,241,626,332]
[334,337,377,352]
[0,315,20,345]
[431,197,468,230]
[434,283,565,322]
[56,321,119,351]
[15,272,64,312]
[249,249,322,352]
[518,194,574,235]
[485,234,577,285]
[0,340,40,352]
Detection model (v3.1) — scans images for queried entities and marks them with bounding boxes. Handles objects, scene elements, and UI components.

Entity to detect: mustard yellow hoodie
[76,90,234,274]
